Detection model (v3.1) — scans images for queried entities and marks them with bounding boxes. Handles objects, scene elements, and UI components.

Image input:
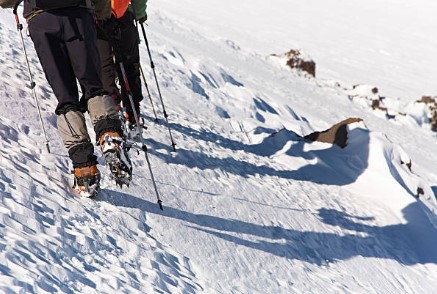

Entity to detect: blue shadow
[143,116,370,186]
[97,191,437,265]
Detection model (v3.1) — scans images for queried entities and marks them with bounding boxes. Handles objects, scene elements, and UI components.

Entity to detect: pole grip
[13,0,23,30]
[13,0,23,15]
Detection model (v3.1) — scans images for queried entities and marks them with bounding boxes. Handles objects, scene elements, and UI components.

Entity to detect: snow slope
[1,2,437,293]
[158,0,437,101]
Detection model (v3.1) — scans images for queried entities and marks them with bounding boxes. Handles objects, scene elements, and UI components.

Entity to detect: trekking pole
[139,64,159,122]
[131,9,158,123]
[139,23,176,152]
[13,1,50,153]
[112,38,163,210]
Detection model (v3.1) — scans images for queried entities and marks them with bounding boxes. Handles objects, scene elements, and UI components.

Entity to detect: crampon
[100,132,132,187]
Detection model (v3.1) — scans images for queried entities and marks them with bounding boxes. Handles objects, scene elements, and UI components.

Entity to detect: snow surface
[1,1,437,293]
[158,0,437,101]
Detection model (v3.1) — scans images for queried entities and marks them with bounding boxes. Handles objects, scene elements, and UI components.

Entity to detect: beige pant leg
[87,95,118,126]
[57,111,91,149]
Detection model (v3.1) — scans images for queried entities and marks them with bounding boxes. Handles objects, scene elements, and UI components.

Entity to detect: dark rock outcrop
[304,118,363,148]
[273,49,316,77]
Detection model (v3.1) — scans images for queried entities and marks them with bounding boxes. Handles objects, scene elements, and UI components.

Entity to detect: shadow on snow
[146,118,370,186]
[97,191,437,265]
[128,117,437,265]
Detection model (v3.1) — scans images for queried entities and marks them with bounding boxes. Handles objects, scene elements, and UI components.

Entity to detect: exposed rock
[401,159,412,171]
[415,96,437,131]
[416,187,425,198]
[431,109,437,132]
[349,84,379,99]
[304,117,363,148]
[416,96,436,104]
[352,85,379,95]
[348,85,401,120]
[273,49,316,77]
[371,99,388,112]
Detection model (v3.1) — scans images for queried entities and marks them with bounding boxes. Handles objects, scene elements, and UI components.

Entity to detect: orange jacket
[111,0,130,19]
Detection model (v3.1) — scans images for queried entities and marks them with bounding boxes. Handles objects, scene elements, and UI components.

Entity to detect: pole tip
[158,200,163,210]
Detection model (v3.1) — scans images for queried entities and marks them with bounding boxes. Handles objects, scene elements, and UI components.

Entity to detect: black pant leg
[62,8,105,102]
[96,24,119,97]
[118,12,143,115]
[28,12,82,114]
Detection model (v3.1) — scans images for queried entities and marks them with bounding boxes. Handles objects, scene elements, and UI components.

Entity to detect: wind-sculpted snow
[1,4,437,294]
[0,118,202,293]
